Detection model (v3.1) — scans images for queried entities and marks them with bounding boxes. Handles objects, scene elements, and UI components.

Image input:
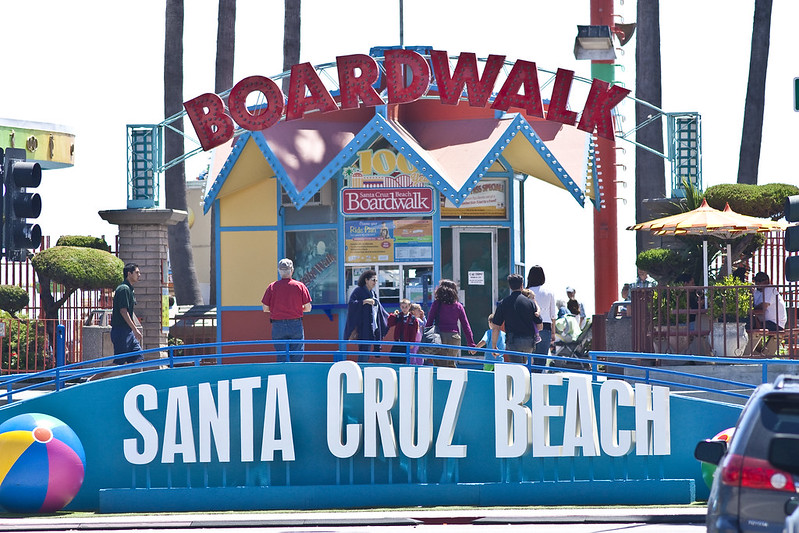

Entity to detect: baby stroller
[550,318,592,370]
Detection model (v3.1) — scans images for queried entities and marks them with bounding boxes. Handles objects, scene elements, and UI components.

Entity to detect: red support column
[591,0,620,314]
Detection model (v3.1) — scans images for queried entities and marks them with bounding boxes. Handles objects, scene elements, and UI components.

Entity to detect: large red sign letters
[184,50,630,151]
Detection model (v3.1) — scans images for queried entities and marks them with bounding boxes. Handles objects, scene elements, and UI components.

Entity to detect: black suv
[695,374,799,533]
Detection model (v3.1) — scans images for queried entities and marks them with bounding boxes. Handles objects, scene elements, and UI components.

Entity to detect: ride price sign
[345,219,432,263]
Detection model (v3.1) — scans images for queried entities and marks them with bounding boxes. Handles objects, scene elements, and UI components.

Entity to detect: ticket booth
[198,48,605,354]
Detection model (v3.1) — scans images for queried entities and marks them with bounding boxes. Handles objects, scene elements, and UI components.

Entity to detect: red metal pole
[591,0,620,314]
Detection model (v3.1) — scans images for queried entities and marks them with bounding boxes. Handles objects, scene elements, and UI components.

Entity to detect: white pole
[726,243,733,276]
[704,240,709,308]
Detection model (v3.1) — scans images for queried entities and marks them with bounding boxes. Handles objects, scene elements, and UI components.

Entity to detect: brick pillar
[99,209,186,357]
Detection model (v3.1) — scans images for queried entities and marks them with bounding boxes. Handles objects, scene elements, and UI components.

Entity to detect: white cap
[278,258,293,272]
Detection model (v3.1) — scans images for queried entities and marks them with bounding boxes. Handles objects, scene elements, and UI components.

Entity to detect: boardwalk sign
[184,50,630,151]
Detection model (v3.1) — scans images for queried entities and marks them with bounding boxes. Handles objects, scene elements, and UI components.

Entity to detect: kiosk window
[345,265,433,307]
[285,230,338,304]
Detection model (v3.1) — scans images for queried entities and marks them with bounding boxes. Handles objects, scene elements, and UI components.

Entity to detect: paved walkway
[0,506,707,530]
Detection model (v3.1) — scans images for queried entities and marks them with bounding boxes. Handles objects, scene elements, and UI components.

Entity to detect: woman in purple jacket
[425,279,475,367]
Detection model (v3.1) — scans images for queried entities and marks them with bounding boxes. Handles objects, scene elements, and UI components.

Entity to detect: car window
[762,395,799,434]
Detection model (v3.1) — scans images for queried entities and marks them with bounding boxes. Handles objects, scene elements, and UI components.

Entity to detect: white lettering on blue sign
[122,364,671,465]
[493,365,671,458]
[122,375,294,465]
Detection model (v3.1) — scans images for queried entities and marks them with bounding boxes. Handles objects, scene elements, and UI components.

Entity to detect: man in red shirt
[262,258,312,361]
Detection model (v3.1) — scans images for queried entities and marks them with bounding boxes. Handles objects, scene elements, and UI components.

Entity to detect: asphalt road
[0,507,708,532]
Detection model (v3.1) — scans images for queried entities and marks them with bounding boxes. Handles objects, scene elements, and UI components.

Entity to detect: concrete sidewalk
[0,506,707,530]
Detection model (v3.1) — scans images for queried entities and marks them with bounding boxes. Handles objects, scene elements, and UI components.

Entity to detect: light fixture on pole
[573,25,616,60]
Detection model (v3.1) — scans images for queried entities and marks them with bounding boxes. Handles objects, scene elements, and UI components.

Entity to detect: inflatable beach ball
[0,413,86,513]
[701,427,735,489]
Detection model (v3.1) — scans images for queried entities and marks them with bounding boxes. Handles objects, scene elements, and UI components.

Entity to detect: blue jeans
[271,319,304,362]
[535,325,552,355]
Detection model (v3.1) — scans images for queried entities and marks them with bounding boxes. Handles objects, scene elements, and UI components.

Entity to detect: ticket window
[379,266,400,304]
[403,265,433,306]
[345,265,433,306]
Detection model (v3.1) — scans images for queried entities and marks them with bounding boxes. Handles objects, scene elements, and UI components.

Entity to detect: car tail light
[721,454,796,492]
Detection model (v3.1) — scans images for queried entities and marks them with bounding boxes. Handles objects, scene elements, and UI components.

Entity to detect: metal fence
[629,283,799,358]
[0,237,115,374]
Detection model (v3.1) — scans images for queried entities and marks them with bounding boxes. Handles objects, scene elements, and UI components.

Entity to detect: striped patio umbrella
[628,199,785,286]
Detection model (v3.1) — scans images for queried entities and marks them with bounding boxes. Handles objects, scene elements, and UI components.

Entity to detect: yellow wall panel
[221,230,277,307]
[220,178,277,227]
[217,137,276,197]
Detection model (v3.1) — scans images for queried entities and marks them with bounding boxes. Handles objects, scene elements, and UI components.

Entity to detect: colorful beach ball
[0,413,86,513]
[701,427,735,489]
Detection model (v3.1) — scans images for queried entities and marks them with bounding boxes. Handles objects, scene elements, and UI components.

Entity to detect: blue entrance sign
[0,362,741,512]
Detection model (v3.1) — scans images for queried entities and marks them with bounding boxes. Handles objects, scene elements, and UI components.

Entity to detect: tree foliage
[0,285,29,316]
[636,248,690,286]
[31,245,123,320]
[55,235,111,251]
[32,247,123,290]
[704,183,799,219]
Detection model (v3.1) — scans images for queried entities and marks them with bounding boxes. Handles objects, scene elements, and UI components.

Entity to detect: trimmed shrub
[31,246,123,290]
[636,248,690,286]
[55,235,112,251]
[0,285,29,315]
[705,183,799,219]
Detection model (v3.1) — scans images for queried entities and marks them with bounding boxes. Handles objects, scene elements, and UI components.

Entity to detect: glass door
[452,228,497,338]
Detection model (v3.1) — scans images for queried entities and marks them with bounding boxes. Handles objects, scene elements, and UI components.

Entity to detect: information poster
[441,179,507,218]
[345,219,432,263]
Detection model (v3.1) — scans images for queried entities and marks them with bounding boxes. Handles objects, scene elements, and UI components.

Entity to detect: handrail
[3,337,797,405]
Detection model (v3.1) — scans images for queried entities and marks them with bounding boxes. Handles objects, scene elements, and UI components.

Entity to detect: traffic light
[786,194,799,281]
[2,147,42,259]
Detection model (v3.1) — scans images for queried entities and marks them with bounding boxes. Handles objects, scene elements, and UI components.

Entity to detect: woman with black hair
[526,265,557,362]
[425,279,475,366]
[344,269,389,363]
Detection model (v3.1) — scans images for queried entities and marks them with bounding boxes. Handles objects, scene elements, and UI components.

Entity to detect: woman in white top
[526,265,558,356]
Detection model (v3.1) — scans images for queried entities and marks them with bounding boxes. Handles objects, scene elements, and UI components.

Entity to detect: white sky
[2,0,798,315]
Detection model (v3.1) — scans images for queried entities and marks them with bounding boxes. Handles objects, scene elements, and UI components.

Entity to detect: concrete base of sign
[99,479,696,513]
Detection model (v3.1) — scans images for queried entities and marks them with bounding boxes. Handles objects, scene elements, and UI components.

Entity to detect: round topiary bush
[636,248,690,286]
[31,247,123,290]
[704,183,799,219]
[0,285,29,315]
[55,235,111,252]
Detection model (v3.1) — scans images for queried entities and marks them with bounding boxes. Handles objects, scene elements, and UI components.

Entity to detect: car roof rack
[773,375,799,389]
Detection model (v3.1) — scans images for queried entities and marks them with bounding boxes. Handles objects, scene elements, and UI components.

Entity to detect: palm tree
[282,0,301,94]
[634,0,666,256]
[165,0,203,305]
[209,0,237,306]
[737,0,773,185]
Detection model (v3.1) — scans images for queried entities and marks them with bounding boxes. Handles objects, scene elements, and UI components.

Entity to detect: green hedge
[0,285,29,315]
[55,235,112,251]
[636,248,690,285]
[704,183,799,218]
[31,246,123,289]
[0,311,47,371]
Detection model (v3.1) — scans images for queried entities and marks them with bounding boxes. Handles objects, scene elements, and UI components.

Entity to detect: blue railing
[2,325,797,405]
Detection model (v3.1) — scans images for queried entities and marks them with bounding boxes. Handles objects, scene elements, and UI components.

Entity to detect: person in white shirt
[526,265,557,356]
[753,272,787,330]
